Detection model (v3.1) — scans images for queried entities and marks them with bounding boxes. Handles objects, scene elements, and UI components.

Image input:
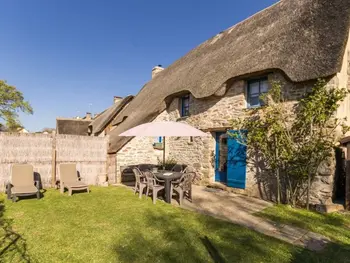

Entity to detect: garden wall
[0,133,109,191]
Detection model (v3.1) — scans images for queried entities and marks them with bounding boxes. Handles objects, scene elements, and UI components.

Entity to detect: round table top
[155,170,183,180]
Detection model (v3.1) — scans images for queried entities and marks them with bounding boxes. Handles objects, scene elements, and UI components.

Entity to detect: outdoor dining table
[154,170,183,203]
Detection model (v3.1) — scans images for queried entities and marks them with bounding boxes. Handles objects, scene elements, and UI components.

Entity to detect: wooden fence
[0,132,109,191]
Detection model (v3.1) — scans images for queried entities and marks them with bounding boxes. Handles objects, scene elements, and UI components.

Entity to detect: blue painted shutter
[226,130,247,189]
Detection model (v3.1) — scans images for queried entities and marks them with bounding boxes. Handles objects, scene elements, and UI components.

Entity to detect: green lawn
[0,187,346,263]
[257,205,350,263]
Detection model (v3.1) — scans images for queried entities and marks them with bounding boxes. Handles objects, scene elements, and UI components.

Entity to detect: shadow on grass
[111,205,302,263]
[289,242,350,263]
[110,192,350,263]
[0,199,31,262]
[257,206,350,263]
[200,236,225,263]
[257,206,350,244]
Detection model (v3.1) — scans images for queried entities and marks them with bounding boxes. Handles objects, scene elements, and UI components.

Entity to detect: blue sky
[0,0,277,132]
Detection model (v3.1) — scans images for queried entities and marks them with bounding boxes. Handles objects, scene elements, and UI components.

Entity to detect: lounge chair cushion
[64,181,88,188]
[11,185,38,194]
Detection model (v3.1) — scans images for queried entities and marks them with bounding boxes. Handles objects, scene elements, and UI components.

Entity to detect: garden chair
[144,171,165,204]
[172,173,193,206]
[183,165,195,174]
[10,164,40,202]
[171,164,183,173]
[59,163,89,196]
[138,164,152,172]
[172,166,196,201]
[132,167,147,199]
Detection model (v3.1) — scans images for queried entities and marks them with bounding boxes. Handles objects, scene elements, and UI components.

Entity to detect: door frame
[215,132,227,183]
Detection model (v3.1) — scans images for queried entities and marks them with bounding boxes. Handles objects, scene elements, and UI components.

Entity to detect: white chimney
[114,96,123,104]
[152,65,164,79]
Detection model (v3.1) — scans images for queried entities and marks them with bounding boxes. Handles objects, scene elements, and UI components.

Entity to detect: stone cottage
[88,95,133,137]
[106,0,350,206]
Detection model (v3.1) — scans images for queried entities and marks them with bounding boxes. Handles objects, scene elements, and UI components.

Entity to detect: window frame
[180,94,190,117]
[247,77,269,108]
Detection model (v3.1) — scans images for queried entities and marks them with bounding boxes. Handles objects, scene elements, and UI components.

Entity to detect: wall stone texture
[116,136,164,183]
[115,34,350,205]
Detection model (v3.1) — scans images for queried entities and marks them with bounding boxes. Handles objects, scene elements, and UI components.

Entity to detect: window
[154,137,162,143]
[180,94,190,117]
[153,136,163,149]
[247,78,269,107]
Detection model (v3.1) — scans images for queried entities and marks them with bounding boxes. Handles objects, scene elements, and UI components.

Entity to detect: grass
[0,187,346,263]
[257,205,350,263]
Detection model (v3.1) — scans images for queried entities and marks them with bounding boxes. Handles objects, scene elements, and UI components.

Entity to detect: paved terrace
[183,185,330,252]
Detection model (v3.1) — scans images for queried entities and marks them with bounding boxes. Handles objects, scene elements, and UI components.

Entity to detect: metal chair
[132,167,147,199]
[144,171,165,204]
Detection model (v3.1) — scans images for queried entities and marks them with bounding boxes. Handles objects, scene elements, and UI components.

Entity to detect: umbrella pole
[163,136,166,170]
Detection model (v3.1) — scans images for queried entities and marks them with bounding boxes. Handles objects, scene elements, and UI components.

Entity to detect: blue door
[226,130,247,189]
[215,132,227,183]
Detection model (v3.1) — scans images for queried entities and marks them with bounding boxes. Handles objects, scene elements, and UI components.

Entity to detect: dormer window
[247,77,268,108]
[180,94,190,117]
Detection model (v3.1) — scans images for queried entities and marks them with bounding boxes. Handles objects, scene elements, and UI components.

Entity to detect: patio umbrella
[119,121,210,168]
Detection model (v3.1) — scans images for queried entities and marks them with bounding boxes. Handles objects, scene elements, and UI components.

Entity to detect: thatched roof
[89,96,133,136]
[108,0,350,153]
[56,118,91,136]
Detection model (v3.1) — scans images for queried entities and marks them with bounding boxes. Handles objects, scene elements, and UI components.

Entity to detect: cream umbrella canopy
[119,121,210,167]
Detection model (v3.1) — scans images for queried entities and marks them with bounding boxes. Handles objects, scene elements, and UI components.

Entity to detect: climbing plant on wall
[231,79,349,208]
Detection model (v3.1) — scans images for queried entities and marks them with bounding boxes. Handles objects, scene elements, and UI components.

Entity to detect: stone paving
[182,185,330,251]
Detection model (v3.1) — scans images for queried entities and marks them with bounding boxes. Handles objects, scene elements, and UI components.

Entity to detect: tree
[231,82,294,204]
[0,80,33,131]
[231,80,348,208]
[291,79,349,209]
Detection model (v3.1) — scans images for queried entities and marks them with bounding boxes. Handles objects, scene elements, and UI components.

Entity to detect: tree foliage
[0,80,33,131]
[231,79,348,208]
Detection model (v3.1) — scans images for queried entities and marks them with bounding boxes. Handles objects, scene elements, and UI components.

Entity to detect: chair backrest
[144,171,156,186]
[132,168,143,183]
[138,164,152,172]
[183,166,197,182]
[11,164,34,187]
[171,164,183,173]
[59,163,78,183]
[183,166,195,173]
[179,173,192,191]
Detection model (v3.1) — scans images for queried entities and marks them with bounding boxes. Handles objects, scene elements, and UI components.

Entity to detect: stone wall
[162,72,314,189]
[336,31,350,126]
[115,60,350,205]
[308,30,350,205]
[0,133,109,190]
[115,136,164,183]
